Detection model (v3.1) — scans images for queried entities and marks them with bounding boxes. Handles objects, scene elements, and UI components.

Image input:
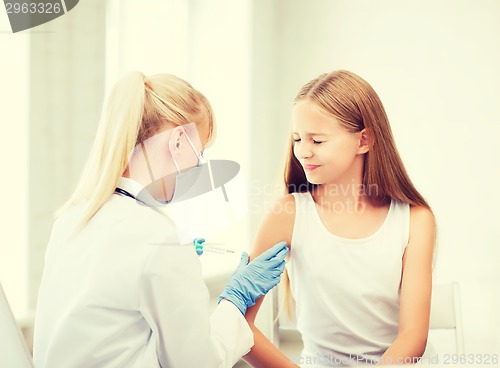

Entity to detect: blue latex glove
[219,241,289,315]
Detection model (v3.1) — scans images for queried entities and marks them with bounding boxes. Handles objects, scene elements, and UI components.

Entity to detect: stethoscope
[114,187,148,205]
[114,187,233,255]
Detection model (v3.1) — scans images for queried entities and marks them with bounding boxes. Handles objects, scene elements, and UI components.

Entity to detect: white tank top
[287,192,410,367]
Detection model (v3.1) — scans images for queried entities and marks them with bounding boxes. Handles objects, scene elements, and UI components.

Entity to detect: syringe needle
[202,245,235,254]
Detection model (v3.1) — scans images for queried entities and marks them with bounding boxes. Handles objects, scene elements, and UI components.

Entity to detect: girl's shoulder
[267,194,297,236]
[250,194,296,258]
[269,193,297,216]
[402,205,436,265]
[409,205,435,230]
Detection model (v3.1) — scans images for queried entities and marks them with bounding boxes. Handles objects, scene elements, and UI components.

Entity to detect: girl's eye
[293,138,301,143]
[313,140,323,144]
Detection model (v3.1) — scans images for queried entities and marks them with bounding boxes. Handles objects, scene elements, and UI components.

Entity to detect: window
[0,12,29,317]
[105,0,253,274]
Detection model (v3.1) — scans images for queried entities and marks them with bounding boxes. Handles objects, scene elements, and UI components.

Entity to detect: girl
[244,70,435,367]
[32,72,289,368]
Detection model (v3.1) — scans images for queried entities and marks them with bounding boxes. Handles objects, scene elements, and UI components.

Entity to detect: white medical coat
[33,178,253,368]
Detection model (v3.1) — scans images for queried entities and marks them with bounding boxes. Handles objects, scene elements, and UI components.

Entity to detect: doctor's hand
[219,241,289,315]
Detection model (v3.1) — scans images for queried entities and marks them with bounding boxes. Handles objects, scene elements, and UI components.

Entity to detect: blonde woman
[244,71,435,367]
[32,72,288,368]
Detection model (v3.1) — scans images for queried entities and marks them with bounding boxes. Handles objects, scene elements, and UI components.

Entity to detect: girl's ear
[358,128,372,154]
[168,126,186,156]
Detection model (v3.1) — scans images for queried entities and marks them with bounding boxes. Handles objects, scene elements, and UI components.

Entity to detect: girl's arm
[378,206,436,365]
[243,195,299,368]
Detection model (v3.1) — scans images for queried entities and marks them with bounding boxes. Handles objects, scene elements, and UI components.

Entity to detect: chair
[272,289,303,358]
[427,282,465,354]
[0,282,35,368]
[274,282,465,357]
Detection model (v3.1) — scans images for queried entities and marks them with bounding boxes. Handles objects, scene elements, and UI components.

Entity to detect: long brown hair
[280,70,430,320]
[285,70,428,207]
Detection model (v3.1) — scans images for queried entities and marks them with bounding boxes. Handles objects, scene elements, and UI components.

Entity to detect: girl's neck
[313,177,370,211]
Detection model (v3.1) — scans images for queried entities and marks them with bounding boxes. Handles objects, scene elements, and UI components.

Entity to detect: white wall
[27,0,107,310]
[249,0,500,353]
[0,12,29,318]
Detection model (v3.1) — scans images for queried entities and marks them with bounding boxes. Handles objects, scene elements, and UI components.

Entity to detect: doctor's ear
[357,128,373,154]
[168,126,187,156]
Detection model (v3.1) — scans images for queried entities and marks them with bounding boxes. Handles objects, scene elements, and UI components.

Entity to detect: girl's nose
[295,143,313,159]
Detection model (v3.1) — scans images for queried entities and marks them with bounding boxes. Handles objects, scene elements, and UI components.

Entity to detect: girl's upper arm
[249,194,295,259]
[245,194,296,323]
[398,205,436,342]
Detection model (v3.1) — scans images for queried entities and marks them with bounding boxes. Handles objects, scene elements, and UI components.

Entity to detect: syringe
[200,245,235,255]
[193,237,235,256]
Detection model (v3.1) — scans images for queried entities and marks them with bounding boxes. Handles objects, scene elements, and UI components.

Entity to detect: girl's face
[292,100,365,185]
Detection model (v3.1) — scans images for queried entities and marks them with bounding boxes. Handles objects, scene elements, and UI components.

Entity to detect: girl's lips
[304,164,320,171]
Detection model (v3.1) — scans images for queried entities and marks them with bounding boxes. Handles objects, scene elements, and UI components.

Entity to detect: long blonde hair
[57,72,215,226]
[281,70,431,319]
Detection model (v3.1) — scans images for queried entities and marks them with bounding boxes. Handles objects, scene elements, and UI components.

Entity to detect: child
[244,70,435,367]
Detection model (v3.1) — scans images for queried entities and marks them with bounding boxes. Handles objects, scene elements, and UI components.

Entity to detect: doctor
[33,72,288,368]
